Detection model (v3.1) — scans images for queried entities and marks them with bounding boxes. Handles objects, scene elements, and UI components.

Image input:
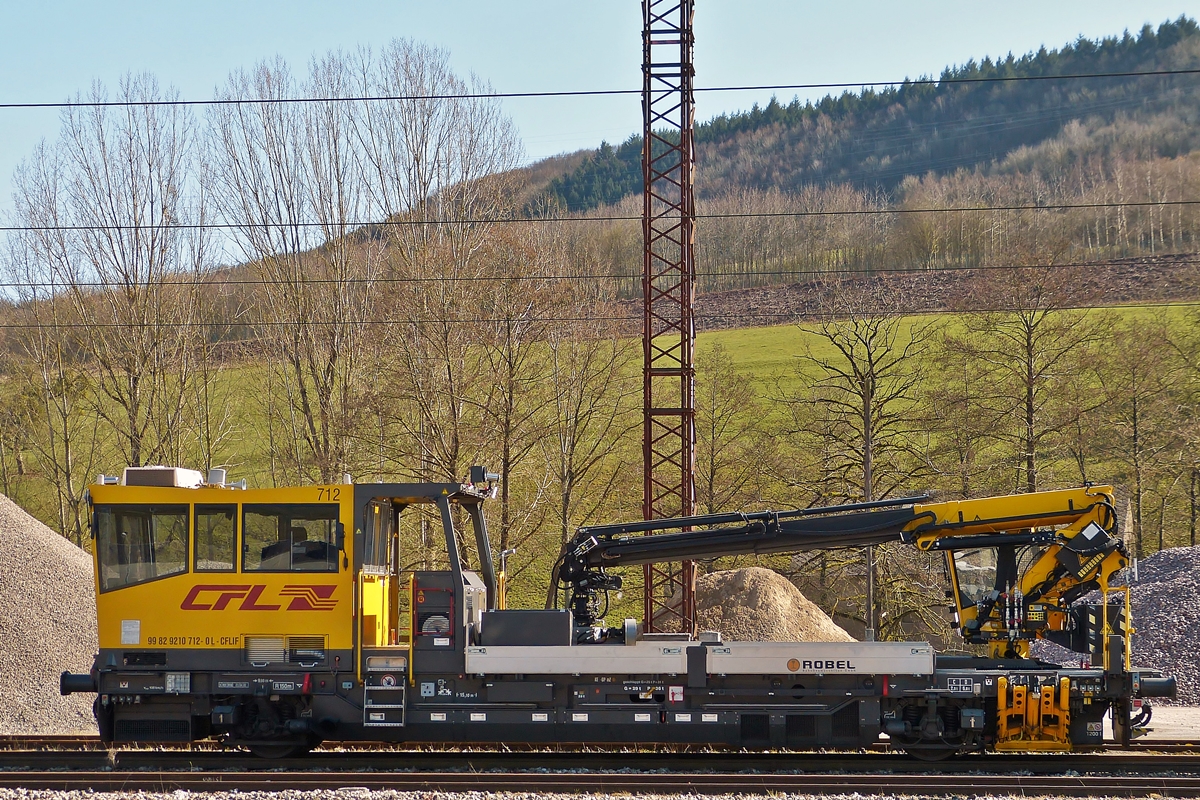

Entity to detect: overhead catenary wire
[1,68,1198,110]
[1,198,1197,234]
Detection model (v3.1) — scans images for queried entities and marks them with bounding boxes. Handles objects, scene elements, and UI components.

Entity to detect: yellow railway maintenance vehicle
[63,467,1174,758]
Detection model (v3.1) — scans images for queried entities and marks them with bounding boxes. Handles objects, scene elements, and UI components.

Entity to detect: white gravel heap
[1030,544,1200,705]
[0,494,97,733]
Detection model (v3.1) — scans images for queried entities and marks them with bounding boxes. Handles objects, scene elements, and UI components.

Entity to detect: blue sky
[1,1,1198,214]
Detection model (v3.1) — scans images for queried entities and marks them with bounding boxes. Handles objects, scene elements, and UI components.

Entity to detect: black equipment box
[480,610,573,646]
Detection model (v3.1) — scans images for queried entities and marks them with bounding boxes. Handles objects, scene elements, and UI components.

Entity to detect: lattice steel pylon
[641,0,697,634]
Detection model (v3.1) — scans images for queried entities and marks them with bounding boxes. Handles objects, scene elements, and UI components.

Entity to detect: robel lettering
[180,585,337,611]
[799,659,857,670]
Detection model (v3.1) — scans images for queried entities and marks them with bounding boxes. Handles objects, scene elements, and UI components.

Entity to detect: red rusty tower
[641,0,697,633]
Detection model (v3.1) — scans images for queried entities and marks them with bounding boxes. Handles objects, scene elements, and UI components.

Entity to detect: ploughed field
[682,252,1200,332]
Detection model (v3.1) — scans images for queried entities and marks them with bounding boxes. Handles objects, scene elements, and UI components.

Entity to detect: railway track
[4,770,1200,796]
[3,743,1200,774]
[4,735,1200,796]
[5,733,1198,752]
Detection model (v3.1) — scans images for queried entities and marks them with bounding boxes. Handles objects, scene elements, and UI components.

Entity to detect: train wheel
[93,698,114,746]
[1112,698,1132,748]
[903,746,957,762]
[247,741,311,759]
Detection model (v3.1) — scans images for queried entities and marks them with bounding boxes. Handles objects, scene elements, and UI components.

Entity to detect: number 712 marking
[317,487,342,501]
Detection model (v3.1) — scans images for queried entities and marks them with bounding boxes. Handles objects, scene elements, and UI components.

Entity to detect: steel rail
[3,746,1200,775]
[4,770,1200,796]
[4,733,1199,751]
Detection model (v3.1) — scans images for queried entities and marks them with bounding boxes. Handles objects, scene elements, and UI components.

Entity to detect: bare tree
[1,228,99,544]
[781,279,934,640]
[541,296,640,609]
[920,324,1028,500]
[186,288,246,475]
[1097,320,1181,558]
[350,40,521,266]
[1172,309,1200,548]
[473,224,567,553]
[12,76,206,469]
[946,268,1108,493]
[695,340,775,515]
[339,40,526,567]
[209,56,381,483]
[786,280,933,502]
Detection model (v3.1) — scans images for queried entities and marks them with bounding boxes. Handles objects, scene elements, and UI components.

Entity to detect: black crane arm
[554,496,930,629]
[570,506,923,569]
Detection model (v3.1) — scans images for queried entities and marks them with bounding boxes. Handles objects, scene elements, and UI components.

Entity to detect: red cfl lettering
[181,584,334,612]
[180,584,280,611]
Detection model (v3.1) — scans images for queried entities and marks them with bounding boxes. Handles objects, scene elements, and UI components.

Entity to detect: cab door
[358,501,393,647]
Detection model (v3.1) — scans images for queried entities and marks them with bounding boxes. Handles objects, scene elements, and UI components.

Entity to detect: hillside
[532,17,1200,212]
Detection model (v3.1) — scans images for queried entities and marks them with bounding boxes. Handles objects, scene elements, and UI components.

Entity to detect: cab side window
[195,505,236,572]
[363,501,393,572]
[243,504,339,572]
[94,505,188,592]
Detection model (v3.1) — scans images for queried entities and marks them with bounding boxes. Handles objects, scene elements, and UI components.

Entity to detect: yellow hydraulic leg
[994,678,1071,751]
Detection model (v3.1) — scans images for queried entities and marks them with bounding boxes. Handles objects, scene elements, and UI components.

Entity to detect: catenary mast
[641,0,697,633]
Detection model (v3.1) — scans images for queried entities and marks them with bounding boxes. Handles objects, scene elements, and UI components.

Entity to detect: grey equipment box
[480,610,573,646]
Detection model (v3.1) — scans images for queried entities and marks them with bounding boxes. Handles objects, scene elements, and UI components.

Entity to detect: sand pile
[0,494,97,733]
[694,567,854,642]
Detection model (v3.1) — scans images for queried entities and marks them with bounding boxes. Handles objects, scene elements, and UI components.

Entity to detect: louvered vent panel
[288,635,326,664]
[244,636,286,664]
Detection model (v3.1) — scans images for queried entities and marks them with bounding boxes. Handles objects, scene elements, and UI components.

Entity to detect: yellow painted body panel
[89,483,355,653]
[359,573,389,647]
[908,485,1116,543]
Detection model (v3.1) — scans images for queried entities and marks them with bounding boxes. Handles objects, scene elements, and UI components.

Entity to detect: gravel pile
[0,494,97,733]
[1030,545,1200,705]
[695,567,855,642]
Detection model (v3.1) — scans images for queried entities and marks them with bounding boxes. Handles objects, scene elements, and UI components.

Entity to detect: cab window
[94,505,188,592]
[951,547,998,605]
[363,500,393,571]
[243,504,339,572]
[195,505,236,571]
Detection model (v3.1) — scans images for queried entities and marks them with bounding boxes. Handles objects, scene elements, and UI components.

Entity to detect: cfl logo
[180,584,338,611]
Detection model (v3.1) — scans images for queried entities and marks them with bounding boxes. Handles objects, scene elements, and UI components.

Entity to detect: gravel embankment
[1030,545,1200,705]
[0,494,97,733]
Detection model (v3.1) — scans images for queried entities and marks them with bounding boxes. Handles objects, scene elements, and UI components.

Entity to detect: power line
[2,68,1198,110]
[1,257,1195,290]
[2,199,1197,234]
[4,300,1197,330]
